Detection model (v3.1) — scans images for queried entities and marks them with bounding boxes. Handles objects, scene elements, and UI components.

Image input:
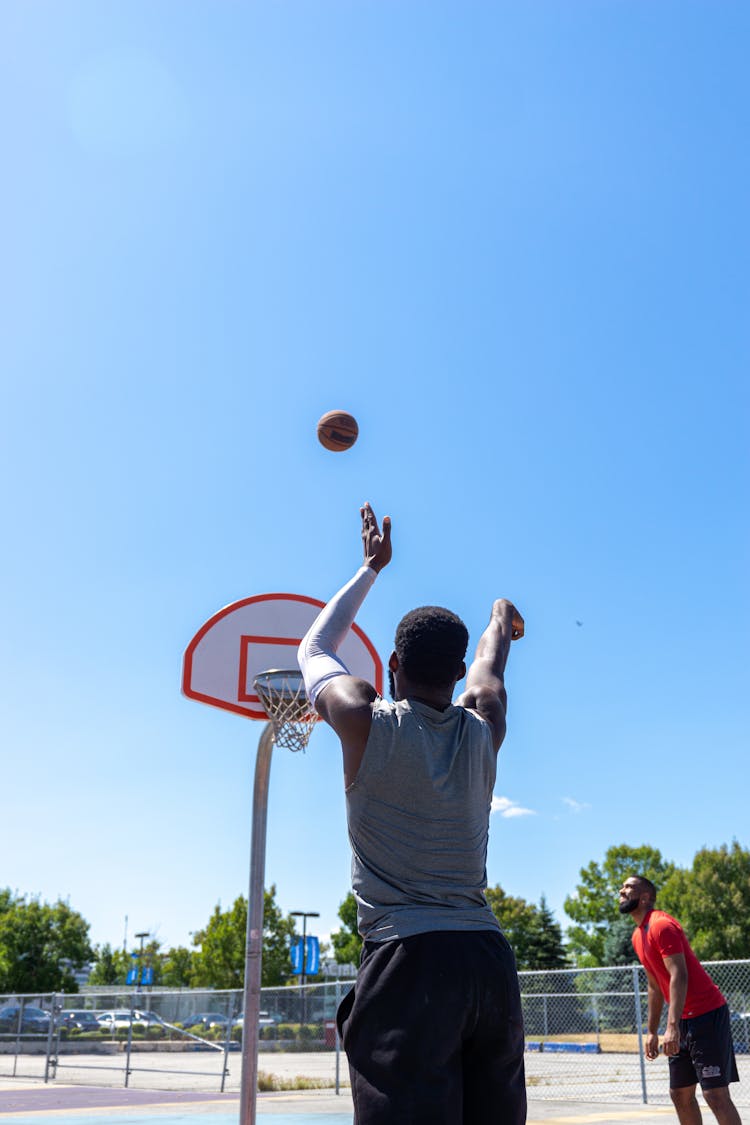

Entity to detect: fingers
[361,502,375,539]
[361,501,383,536]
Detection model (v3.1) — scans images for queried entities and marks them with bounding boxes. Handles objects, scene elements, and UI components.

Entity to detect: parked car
[57,1010,101,1034]
[135,1010,164,1025]
[0,1005,51,1035]
[96,1009,162,1033]
[233,1011,277,1030]
[178,1011,230,1031]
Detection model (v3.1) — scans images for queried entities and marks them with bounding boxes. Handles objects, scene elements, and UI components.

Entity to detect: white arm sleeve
[297,566,377,707]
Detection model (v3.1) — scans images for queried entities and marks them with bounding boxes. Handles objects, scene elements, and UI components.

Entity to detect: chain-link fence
[1,962,748,1104]
[520,960,750,1105]
[0,984,349,1092]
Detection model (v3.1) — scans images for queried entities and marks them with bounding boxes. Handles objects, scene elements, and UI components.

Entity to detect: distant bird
[576,621,583,627]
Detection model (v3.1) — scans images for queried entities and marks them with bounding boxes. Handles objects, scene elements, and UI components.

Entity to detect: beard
[619,897,640,915]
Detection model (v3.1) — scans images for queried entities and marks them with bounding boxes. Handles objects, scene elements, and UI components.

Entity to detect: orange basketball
[317,410,359,452]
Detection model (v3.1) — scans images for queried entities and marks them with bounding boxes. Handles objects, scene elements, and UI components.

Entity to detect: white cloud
[491,795,536,818]
[562,796,590,814]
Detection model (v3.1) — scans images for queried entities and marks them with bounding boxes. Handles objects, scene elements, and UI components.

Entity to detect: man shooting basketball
[298,502,526,1125]
[619,876,741,1125]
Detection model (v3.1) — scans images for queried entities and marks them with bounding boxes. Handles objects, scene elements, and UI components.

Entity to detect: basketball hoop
[252,670,317,753]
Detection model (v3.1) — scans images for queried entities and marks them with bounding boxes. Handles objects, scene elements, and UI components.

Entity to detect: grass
[257,1070,344,1092]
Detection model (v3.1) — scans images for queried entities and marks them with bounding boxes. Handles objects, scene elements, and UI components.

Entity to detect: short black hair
[633,876,657,901]
[393,606,469,689]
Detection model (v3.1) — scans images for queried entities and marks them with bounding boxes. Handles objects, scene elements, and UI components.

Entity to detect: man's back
[347,697,501,942]
[297,504,527,1124]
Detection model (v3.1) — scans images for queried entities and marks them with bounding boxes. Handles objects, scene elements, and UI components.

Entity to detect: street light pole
[291,911,319,1024]
[134,931,149,993]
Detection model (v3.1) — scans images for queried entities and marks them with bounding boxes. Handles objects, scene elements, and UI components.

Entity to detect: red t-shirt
[631,909,725,1019]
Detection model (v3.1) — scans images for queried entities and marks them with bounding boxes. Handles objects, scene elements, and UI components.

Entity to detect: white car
[96,1009,161,1032]
[232,1010,277,1030]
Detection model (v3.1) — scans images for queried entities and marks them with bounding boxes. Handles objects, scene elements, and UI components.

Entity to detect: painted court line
[537,1113,673,1124]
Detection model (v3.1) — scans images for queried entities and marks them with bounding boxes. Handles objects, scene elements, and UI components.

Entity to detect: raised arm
[455,599,524,751]
[297,503,391,785]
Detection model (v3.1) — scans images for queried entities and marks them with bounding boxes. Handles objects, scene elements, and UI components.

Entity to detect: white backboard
[182,592,383,720]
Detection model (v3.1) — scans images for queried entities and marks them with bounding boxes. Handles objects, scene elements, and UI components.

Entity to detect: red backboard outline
[182,592,383,720]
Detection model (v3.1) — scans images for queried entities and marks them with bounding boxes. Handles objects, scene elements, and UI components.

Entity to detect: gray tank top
[346,697,501,942]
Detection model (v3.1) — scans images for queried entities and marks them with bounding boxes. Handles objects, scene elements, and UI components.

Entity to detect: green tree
[602,915,638,966]
[161,945,196,987]
[486,888,573,1037]
[564,844,677,965]
[140,938,164,985]
[262,888,297,985]
[0,896,93,992]
[192,885,296,989]
[331,893,362,967]
[527,896,568,969]
[88,942,131,985]
[89,938,163,986]
[486,886,541,970]
[660,841,750,960]
[332,889,567,973]
[192,898,247,990]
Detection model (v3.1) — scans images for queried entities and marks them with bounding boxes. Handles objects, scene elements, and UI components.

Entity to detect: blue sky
[2,2,748,958]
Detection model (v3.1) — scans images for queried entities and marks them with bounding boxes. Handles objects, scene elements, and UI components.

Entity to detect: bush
[257,1070,334,1092]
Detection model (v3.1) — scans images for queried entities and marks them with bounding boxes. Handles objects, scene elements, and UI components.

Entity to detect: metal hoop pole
[239,721,275,1125]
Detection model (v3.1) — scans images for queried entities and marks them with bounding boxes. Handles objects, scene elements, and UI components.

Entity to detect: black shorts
[669,1004,739,1091]
[337,929,526,1125]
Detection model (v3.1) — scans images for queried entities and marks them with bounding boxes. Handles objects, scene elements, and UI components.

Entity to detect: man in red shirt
[619,876,741,1125]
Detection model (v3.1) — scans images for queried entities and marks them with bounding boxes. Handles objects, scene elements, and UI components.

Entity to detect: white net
[253,670,317,753]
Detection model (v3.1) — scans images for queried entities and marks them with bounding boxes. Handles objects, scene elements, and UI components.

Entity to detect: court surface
[1,1081,726,1125]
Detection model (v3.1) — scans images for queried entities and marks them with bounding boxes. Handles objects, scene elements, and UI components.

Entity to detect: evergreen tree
[602,915,637,966]
[527,895,568,969]
[485,885,540,969]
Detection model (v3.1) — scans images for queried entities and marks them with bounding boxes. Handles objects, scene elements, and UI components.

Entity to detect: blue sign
[305,936,320,975]
[290,935,320,975]
[126,968,138,985]
[290,937,304,974]
[141,966,154,985]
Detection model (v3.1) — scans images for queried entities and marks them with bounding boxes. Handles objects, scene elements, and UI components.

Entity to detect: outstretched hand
[361,502,392,574]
